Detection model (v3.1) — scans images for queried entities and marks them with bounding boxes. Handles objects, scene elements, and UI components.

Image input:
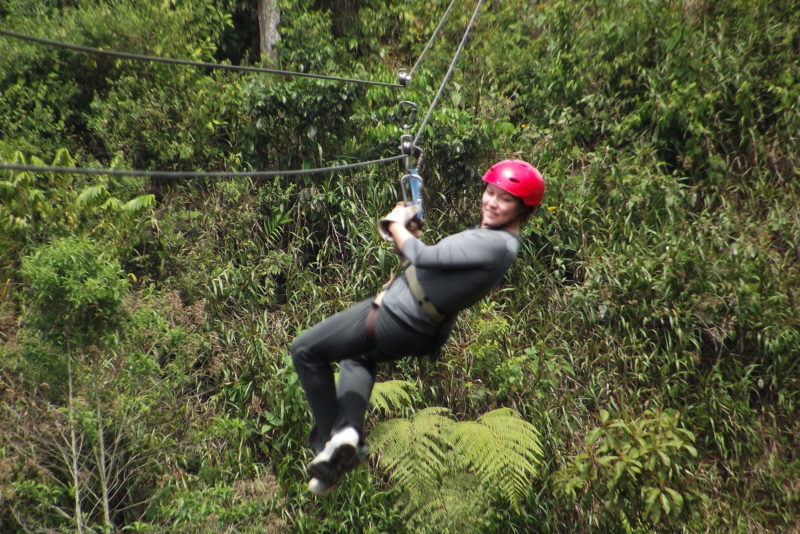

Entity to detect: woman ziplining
[290,159,546,495]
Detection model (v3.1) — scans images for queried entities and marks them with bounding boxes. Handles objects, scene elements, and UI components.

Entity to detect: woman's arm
[387,221,415,252]
[400,229,509,270]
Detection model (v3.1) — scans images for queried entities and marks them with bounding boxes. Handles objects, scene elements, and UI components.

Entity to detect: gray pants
[290,298,440,452]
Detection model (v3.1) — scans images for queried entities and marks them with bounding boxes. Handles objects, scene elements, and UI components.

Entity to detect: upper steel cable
[408,0,458,79]
[0,4,480,178]
[0,28,402,88]
[413,0,484,147]
[0,155,406,179]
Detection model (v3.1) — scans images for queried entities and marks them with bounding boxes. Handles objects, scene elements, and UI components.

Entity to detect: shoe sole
[307,443,358,485]
[308,477,338,496]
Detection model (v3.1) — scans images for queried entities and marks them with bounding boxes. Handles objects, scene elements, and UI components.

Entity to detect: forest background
[1,0,798,532]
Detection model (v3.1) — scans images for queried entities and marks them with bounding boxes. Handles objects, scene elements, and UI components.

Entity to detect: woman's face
[481,184,524,229]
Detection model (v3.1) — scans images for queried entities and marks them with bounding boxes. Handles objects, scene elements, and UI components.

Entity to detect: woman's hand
[378,202,421,241]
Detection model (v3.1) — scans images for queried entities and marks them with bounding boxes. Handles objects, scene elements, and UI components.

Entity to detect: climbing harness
[365,260,448,342]
[404,265,446,322]
[365,100,442,341]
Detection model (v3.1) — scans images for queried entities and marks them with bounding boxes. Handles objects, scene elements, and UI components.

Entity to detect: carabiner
[400,171,425,220]
[397,101,418,132]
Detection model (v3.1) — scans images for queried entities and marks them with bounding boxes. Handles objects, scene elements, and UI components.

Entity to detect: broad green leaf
[122,194,156,213]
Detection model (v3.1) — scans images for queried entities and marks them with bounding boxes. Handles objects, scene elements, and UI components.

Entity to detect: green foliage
[1,0,798,532]
[450,408,543,507]
[369,378,420,416]
[19,236,128,342]
[0,149,154,281]
[9,328,67,399]
[150,476,287,534]
[554,409,705,532]
[465,303,535,402]
[0,0,230,159]
[370,406,542,532]
[0,286,274,532]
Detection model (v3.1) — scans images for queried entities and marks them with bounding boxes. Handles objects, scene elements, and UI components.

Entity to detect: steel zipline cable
[407,0,458,79]
[413,0,484,147]
[0,28,402,88]
[0,156,406,179]
[0,4,479,179]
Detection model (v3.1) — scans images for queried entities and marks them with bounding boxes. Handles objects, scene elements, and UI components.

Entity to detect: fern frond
[370,379,418,415]
[478,408,543,458]
[450,408,542,507]
[76,185,108,207]
[101,197,123,211]
[51,147,75,168]
[370,407,454,495]
[372,406,542,522]
[403,471,490,534]
[122,194,155,214]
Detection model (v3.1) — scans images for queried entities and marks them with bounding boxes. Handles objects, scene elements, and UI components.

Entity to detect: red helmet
[482,159,545,207]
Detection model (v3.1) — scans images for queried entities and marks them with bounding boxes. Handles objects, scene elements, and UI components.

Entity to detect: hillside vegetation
[1,0,798,532]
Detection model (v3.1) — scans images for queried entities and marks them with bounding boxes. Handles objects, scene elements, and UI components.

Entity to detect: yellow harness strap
[404,265,447,323]
[373,261,446,323]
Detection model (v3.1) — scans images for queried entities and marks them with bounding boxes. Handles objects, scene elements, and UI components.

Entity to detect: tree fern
[369,379,418,415]
[370,405,542,529]
[76,184,108,207]
[450,408,543,508]
[401,471,492,534]
[369,407,453,495]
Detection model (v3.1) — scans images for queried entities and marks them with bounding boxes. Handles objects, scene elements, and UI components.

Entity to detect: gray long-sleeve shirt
[382,228,520,336]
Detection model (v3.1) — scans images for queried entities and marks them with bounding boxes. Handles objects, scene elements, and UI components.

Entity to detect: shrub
[20,236,128,343]
[554,409,705,532]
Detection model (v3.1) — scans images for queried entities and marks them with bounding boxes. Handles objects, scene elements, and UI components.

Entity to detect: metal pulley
[397,68,412,86]
[398,134,423,169]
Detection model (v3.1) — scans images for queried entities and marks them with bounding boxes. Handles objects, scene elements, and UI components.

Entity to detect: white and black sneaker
[307,443,370,496]
[306,426,360,489]
[308,476,341,496]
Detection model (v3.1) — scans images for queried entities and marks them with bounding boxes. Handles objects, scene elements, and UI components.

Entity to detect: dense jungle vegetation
[1,0,798,532]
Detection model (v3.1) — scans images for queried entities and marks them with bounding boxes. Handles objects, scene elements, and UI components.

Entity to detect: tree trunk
[258,0,280,61]
[95,399,114,531]
[315,0,357,37]
[66,358,85,534]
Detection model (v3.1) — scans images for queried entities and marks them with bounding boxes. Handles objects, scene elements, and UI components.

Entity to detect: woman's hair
[516,198,536,222]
